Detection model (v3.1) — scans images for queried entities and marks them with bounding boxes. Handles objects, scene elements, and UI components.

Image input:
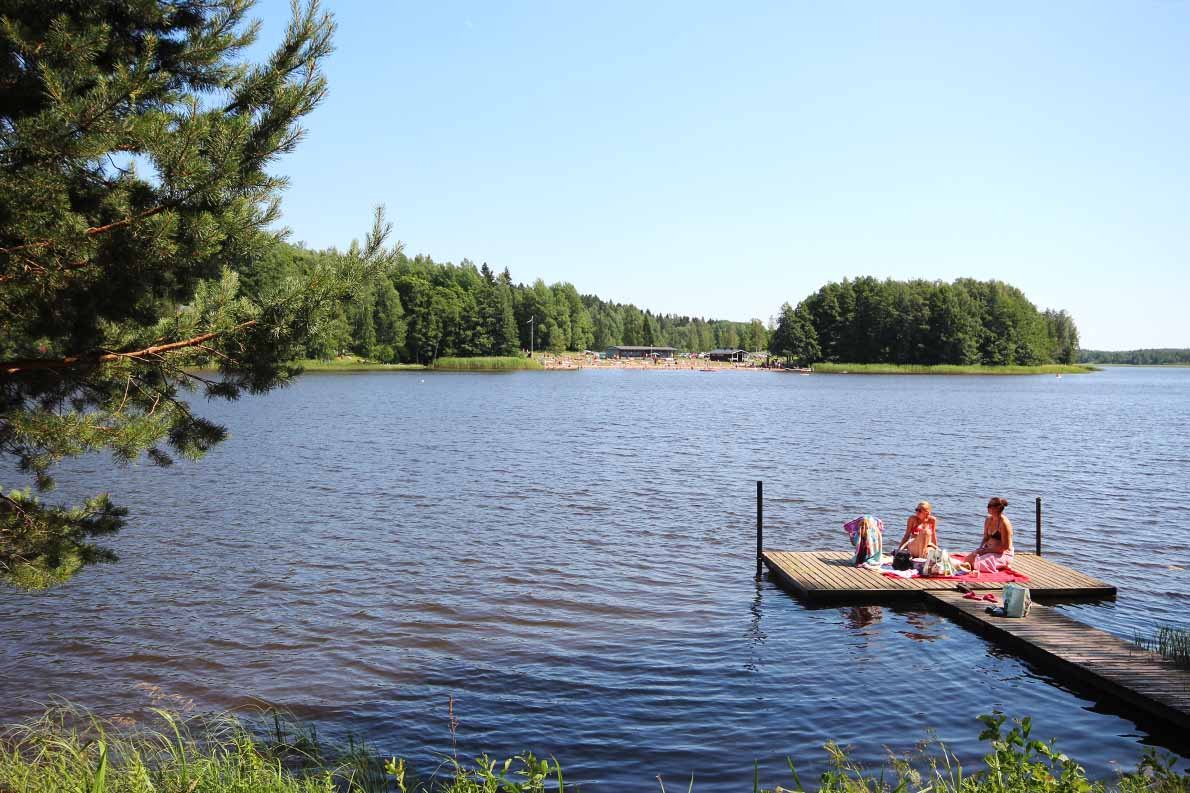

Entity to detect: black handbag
[892,548,913,571]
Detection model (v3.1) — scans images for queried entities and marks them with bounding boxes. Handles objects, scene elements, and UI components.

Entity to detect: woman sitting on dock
[964,497,1014,572]
[896,501,938,558]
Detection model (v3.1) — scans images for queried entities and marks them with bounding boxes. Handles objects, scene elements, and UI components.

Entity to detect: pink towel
[881,567,1030,583]
[964,550,1015,574]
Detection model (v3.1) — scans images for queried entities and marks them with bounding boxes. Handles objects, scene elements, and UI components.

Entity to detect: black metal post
[756,480,763,578]
[1035,496,1042,556]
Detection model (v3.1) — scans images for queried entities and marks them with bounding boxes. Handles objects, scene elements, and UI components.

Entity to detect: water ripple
[1,367,1187,789]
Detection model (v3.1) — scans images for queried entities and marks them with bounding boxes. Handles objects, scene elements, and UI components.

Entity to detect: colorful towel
[845,515,884,567]
[880,567,1030,583]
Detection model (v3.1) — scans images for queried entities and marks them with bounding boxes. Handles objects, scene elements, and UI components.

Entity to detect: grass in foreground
[432,357,543,371]
[812,363,1097,375]
[1,708,1187,793]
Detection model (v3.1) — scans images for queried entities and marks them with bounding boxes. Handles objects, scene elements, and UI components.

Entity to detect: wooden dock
[762,550,1115,602]
[926,590,1190,730]
[762,549,1189,730]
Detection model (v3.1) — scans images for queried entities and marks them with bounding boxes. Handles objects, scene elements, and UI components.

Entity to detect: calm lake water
[2,366,1188,789]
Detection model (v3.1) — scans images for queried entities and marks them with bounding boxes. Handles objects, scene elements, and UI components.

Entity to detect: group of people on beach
[896,497,1014,572]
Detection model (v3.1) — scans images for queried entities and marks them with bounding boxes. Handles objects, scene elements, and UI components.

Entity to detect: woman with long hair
[965,497,1014,572]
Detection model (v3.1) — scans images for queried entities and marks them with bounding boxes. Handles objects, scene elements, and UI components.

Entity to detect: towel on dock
[845,515,885,567]
[880,565,1030,583]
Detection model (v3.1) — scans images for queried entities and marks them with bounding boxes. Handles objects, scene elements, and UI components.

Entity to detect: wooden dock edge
[760,551,926,603]
[761,551,1116,603]
[924,591,1190,730]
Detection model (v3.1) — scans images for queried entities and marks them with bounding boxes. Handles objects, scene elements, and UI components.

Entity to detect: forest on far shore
[246,243,1082,367]
[246,242,772,363]
[1078,349,1190,365]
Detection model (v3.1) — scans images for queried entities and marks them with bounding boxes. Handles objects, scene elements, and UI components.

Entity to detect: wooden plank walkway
[925,591,1190,730]
[761,549,1187,729]
[762,550,1116,602]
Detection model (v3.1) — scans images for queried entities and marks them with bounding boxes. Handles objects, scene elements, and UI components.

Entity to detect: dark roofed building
[606,345,676,359]
[707,348,748,362]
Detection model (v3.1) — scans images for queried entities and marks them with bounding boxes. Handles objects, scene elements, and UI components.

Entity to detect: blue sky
[249,1,1189,350]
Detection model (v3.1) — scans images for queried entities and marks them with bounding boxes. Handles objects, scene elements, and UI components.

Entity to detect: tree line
[769,277,1080,366]
[251,249,1086,369]
[1078,349,1190,365]
[247,243,771,363]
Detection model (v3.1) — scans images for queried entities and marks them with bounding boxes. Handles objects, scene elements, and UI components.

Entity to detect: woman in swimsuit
[965,496,1014,572]
[896,501,938,558]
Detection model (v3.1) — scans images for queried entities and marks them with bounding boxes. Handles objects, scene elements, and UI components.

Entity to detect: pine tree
[371,277,406,362]
[640,312,658,347]
[0,0,395,589]
[494,269,519,355]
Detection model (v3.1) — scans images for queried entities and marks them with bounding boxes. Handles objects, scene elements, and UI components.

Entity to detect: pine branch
[0,205,170,259]
[0,321,258,375]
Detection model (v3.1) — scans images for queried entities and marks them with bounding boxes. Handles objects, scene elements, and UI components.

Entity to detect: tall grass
[1134,626,1190,669]
[0,706,570,793]
[294,358,427,371]
[432,357,543,371]
[812,363,1097,375]
[1,707,1186,793]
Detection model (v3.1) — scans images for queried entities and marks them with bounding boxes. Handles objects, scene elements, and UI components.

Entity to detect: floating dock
[763,550,1189,730]
[762,550,1115,602]
[927,590,1190,729]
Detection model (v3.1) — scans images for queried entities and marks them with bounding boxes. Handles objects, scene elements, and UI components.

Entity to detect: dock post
[756,480,763,578]
[1035,496,1042,556]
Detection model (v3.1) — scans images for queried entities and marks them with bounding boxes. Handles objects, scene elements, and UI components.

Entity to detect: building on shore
[707,348,748,362]
[605,345,677,360]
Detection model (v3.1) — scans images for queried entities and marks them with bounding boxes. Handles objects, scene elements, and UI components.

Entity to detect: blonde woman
[897,501,938,558]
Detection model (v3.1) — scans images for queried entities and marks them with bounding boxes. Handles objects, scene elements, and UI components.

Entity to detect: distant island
[770,277,1078,368]
[1078,349,1190,366]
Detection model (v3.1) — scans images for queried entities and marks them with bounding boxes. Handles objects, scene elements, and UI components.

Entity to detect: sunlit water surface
[2,366,1187,789]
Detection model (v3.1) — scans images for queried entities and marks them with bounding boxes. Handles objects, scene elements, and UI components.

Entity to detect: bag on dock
[921,547,956,577]
[892,548,913,571]
[1003,583,1032,617]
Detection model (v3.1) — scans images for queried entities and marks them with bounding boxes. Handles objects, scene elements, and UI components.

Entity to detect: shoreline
[811,362,1096,375]
[289,357,1097,375]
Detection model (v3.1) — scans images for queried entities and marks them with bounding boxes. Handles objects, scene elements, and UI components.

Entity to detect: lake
[1,366,1187,789]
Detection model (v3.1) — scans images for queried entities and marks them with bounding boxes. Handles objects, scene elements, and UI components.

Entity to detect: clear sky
[248,1,1189,350]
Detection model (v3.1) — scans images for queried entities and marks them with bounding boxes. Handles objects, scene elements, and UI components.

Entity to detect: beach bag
[892,548,913,571]
[1003,584,1031,618]
[938,548,956,577]
[921,546,954,577]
